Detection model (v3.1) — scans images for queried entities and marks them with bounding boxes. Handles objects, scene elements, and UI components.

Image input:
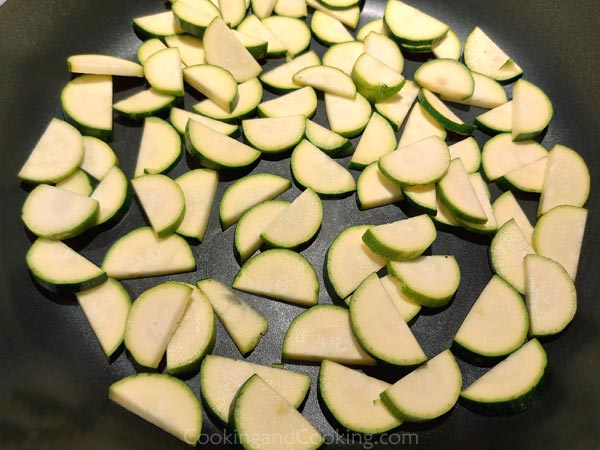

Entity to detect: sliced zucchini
[242,115,306,154]
[325,225,387,300]
[502,157,548,193]
[538,144,590,216]
[448,137,480,173]
[185,119,260,170]
[324,92,371,138]
[135,117,181,177]
[357,19,387,41]
[26,239,107,293]
[379,135,450,186]
[263,15,311,57]
[220,173,291,229]
[457,172,497,234]
[474,100,512,135]
[219,0,247,27]
[350,273,426,365]
[258,86,317,118]
[238,15,286,57]
[197,278,267,355]
[291,140,356,196]
[305,0,360,29]
[364,31,404,73]
[432,29,461,60]
[512,79,553,141]
[137,38,167,65]
[304,120,352,157]
[164,34,206,67]
[109,374,201,445]
[532,205,588,280]
[80,136,118,181]
[380,274,421,322]
[418,89,475,135]
[232,30,269,60]
[90,166,129,226]
[460,339,547,414]
[200,354,311,424]
[319,0,359,7]
[463,27,523,82]
[322,41,364,76]
[397,103,446,148]
[172,0,218,37]
[293,65,356,98]
[175,169,218,240]
[490,219,536,293]
[414,59,474,99]
[169,107,238,136]
[375,80,420,131]
[233,249,319,306]
[67,54,143,77]
[356,162,404,210]
[56,170,93,196]
[380,350,462,421]
[433,194,460,228]
[273,0,307,18]
[113,89,175,121]
[133,11,183,39]
[350,112,396,170]
[492,191,534,244]
[184,64,238,113]
[403,183,437,215]
[102,227,196,279]
[193,77,263,123]
[481,133,547,181]
[311,11,354,46]
[352,53,405,103]
[454,276,528,358]
[22,185,99,240]
[144,48,184,96]
[319,360,401,434]
[282,305,376,365]
[384,0,449,46]
[260,51,320,93]
[62,74,112,140]
[251,0,276,19]
[442,72,507,109]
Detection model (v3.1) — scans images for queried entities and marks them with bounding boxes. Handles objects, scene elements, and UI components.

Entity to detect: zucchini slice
[490,220,536,293]
[133,11,183,39]
[219,0,247,28]
[197,278,267,355]
[232,30,269,60]
[492,191,534,244]
[403,183,437,215]
[274,0,307,18]
[364,31,404,73]
[282,305,376,365]
[502,157,548,194]
[320,0,360,7]
[144,48,184,96]
[512,79,553,141]
[172,0,219,37]
[242,115,306,154]
[185,120,260,170]
[232,375,323,450]
[460,339,547,414]
[464,27,523,82]
[258,86,317,119]
[456,173,497,234]
[442,72,507,109]
[324,92,371,138]
[304,120,352,157]
[175,169,218,240]
[251,0,276,19]
[448,137,481,173]
[362,214,437,261]
[18,118,83,184]
[474,100,512,135]
[67,54,143,77]
[293,65,356,98]
[90,166,129,226]
[384,0,449,46]
[454,275,528,358]
[62,74,113,141]
[263,15,311,57]
[357,19,387,41]
[200,354,311,424]
[26,239,107,293]
[169,107,238,136]
[238,15,286,57]
[56,170,93,196]
[194,77,263,123]
[375,80,420,131]
[164,34,206,67]
[183,64,238,113]
[109,374,202,445]
[418,89,476,135]
[220,173,291,229]
[397,103,446,148]
[137,38,167,65]
[525,255,577,336]
[22,185,99,240]
[76,278,131,358]
[414,58,474,100]
[433,194,460,228]
[380,350,462,421]
[532,205,588,280]
[349,273,427,366]
[113,89,175,121]
[102,227,196,279]
[356,162,404,210]
[233,249,319,306]
[380,274,421,322]
[352,53,405,103]
[135,117,181,177]
[305,0,360,29]
[80,136,118,181]
[319,360,401,434]
[350,112,396,170]
[538,144,590,216]
[322,41,364,76]
[432,29,462,60]
[260,51,320,93]
[379,135,450,186]
[326,225,388,300]
[311,11,354,46]
[291,140,356,197]
[481,133,547,181]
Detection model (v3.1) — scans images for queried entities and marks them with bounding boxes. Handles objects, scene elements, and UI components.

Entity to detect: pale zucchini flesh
[293,65,357,99]
[175,169,218,241]
[481,133,547,181]
[183,64,238,113]
[90,166,129,226]
[311,11,354,46]
[263,15,311,57]
[144,48,185,96]
[135,117,181,177]
[304,119,352,157]
[55,169,93,196]
[260,51,321,93]
[384,0,449,45]
[324,92,372,138]
[464,27,523,82]
[80,136,118,181]
[357,162,404,210]
[375,80,420,131]
[397,102,446,148]
[414,59,474,100]
[113,89,175,121]
[169,107,238,136]
[193,77,263,123]
[67,54,144,77]
[350,112,396,170]
[242,115,306,154]
[258,86,317,119]
[322,41,364,76]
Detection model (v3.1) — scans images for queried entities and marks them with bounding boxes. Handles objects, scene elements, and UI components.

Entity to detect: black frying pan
[1,0,599,449]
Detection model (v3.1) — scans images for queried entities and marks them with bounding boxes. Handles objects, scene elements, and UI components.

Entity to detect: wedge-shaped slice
[362,215,436,261]
[200,355,311,424]
[324,92,371,138]
[233,29,269,60]
[124,282,191,368]
[457,173,497,234]
[250,0,276,19]
[512,79,553,141]
[538,144,590,216]
[133,11,183,38]
[62,74,112,140]
[194,77,263,123]
[463,27,522,82]
[81,136,118,181]
[414,59,474,99]
[380,274,421,322]
[311,11,354,46]
[260,51,320,93]
[481,133,547,181]
[173,0,219,37]
[326,225,388,300]
[350,274,427,366]
[442,72,507,109]
[103,227,196,279]
[22,185,99,240]
[533,205,587,280]
[258,87,317,118]
[293,65,356,98]
[233,249,319,306]
[454,276,528,358]
[418,89,475,135]
[493,191,534,244]
[220,174,291,228]
[56,169,93,196]
[433,195,460,228]
[135,117,181,177]
[283,305,376,365]
[113,89,175,121]
[475,101,512,135]
[109,374,201,445]
[375,80,420,131]
[144,48,184,96]
[68,54,143,77]
[261,188,322,249]
[291,140,356,196]
[175,169,218,240]
[364,32,404,73]
[350,112,396,170]
[460,339,547,414]
[357,163,404,210]
[381,350,462,421]
[233,375,323,450]
[242,115,305,154]
[184,64,237,113]
[132,175,185,238]
[305,0,360,28]
[403,183,437,214]
[502,157,547,193]
[185,120,260,170]
[319,360,401,434]
[525,255,577,337]
[204,18,261,82]
[304,120,352,157]
[490,220,535,294]
[263,15,311,57]
[384,0,449,46]
[352,53,405,103]
[357,19,387,41]
[27,239,107,293]
[91,166,129,226]
[170,107,237,136]
[164,34,205,67]
[274,0,307,17]
[197,279,267,355]
[449,137,480,173]
[238,15,286,57]
[219,0,246,27]
[432,29,461,60]
[320,0,359,8]
[137,38,167,65]
[398,103,446,148]
[322,41,364,76]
